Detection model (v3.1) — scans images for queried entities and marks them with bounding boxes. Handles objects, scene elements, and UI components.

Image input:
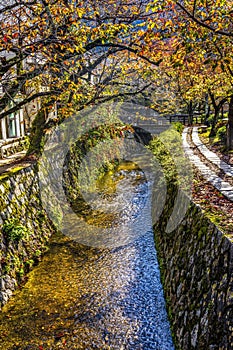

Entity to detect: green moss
[202,208,233,235]
[25,259,35,269]
[2,264,11,274]
[207,300,214,311]
[197,226,208,241]
[0,166,26,182]
[34,250,42,258]
[2,220,30,243]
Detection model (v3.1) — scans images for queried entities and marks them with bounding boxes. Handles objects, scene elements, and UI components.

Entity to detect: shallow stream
[0,161,174,349]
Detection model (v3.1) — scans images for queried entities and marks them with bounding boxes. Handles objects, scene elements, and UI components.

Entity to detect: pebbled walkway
[182,127,233,202]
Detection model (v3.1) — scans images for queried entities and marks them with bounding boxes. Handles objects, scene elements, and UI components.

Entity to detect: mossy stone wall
[0,164,54,308]
[154,198,233,349]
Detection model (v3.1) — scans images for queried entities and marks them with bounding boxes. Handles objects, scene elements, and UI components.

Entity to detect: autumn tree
[174,0,233,143]
[147,0,233,146]
[0,0,163,155]
[1,0,233,150]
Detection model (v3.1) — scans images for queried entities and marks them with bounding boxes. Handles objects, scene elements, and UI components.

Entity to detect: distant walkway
[0,151,34,176]
[0,136,30,175]
[182,127,233,202]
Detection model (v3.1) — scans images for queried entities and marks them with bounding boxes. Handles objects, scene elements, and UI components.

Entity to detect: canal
[0,161,174,349]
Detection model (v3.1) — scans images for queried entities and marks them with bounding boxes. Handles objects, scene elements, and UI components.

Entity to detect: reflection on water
[0,162,174,349]
[62,159,161,248]
[72,162,149,227]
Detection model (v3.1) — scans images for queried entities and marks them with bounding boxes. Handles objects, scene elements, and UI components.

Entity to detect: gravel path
[192,127,233,177]
[182,127,233,202]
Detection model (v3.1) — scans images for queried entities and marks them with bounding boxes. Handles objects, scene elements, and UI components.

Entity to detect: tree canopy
[0,0,232,150]
[0,0,162,120]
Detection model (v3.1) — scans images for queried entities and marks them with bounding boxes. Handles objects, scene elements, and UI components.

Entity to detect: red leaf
[55,332,64,340]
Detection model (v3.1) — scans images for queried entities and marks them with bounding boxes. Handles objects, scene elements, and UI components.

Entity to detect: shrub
[216,125,227,143]
[171,122,184,134]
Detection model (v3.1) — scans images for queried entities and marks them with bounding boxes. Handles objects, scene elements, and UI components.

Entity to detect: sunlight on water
[0,162,174,350]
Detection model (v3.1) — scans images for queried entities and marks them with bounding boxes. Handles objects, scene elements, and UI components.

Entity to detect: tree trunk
[227,95,233,150]
[27,109,47,157]
[203,94,210,125]
[221,105,224,119]
[209,106,220,137]
[187,101,193,125]
[204,105,210,125]
[209,92,227,137]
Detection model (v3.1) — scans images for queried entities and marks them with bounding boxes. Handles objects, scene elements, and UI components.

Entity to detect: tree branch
[0,90,56,120]
[176,1,233,37]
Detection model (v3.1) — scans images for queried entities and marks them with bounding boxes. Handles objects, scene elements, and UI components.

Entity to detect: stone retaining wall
[1,135,232,350]
[0,164,54,308]
[0,136,28,158]
[154,196,233,349]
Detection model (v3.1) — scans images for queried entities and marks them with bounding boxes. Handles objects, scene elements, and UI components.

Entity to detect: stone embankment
[0,164,54,307]
[153,128,233,349]
[0,128,232,349]
[154,201,232,349]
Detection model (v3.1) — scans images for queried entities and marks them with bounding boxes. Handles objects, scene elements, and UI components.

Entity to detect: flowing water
[0,162,174,350]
